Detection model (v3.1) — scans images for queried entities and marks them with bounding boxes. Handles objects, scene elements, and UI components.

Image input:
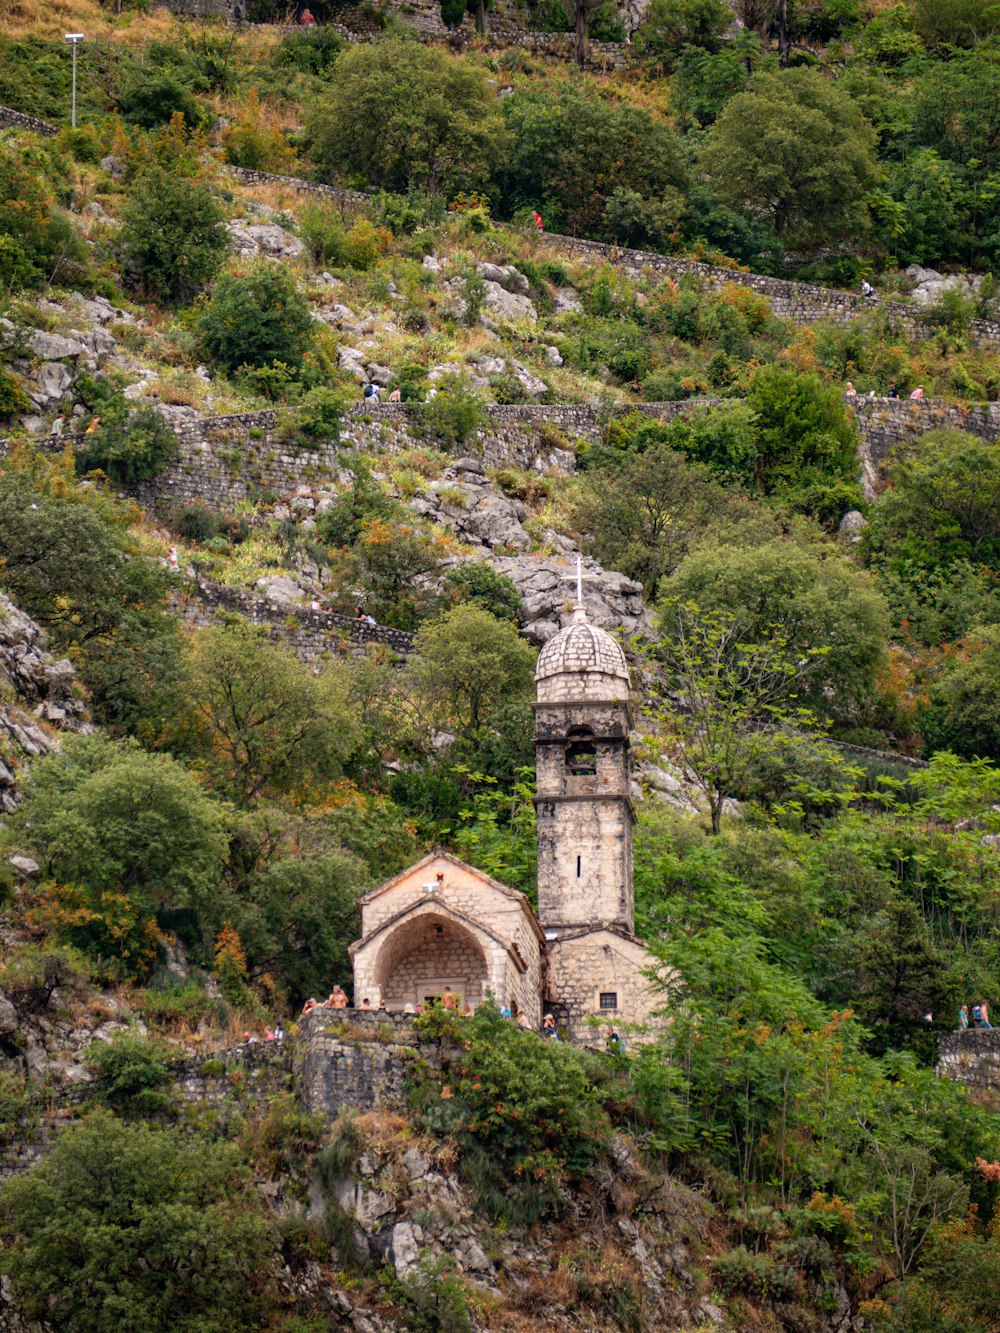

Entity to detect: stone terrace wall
[294,1011,433,1119]
[128,403,580,512]
[6,396,998,513]
[938,1029,1000,1092]
[542,234,1000,348]
[851,397,1000,470]
[0,107,58,136]
[179,576,414,657]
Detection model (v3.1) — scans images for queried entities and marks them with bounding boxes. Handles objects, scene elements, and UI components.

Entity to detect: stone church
[349,594,659,1042]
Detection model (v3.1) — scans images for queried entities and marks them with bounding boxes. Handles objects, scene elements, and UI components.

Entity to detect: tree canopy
[699,68,880,245]
[308,37,508,197]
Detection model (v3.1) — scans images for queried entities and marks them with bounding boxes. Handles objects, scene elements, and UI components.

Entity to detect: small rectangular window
[600,992,618,1010]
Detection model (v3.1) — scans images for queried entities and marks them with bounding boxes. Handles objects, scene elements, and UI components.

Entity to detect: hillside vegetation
[2,2,1000,1330]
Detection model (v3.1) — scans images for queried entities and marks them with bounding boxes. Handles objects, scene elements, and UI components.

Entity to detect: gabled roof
[359,847,545,941]
[349,895,533,973]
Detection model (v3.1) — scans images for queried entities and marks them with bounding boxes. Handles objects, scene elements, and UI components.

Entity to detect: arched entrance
[373,914,490,1010]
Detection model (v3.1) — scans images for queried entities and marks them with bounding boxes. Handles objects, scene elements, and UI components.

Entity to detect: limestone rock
[838,509,867,541]
[416,463,531,552]
[0,993,16,1036]
[482,281,537,325]
[227,221,306,260]
[254,574,306,607]
[476,262,530,295]
[905,263,984,307]
[491,555,646,642]
[30,361,73,408]
[100,154,126,180]
[28,330,87,360]
[545,344,564,367]
[510,359,547,398]
[389,1221,422,1277]
[553,287,583,315]
[421,254,441,272]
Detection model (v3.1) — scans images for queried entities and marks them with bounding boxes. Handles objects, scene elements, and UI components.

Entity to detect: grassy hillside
[2,4,1000,1331]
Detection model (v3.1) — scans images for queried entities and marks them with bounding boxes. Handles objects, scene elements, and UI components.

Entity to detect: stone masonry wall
[218,162,1000,349]
[937,1028,1000,1092]
[540,234,1000,347]
[294,1011,430,1119]
[177,576,415,658]
[126,404,581,512]
[0,107,58,136]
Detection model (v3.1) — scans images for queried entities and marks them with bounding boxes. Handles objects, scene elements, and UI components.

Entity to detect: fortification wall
[0,107,58,136]
[937,1029,1000,1092]
[178,576,415,657]
[5,396,999,515]
[850,397,1000,469]
[542,234,1000,346]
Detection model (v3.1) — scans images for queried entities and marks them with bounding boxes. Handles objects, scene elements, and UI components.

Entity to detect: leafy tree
[186,622,358,808]
[0,455,183,733]
[197,263,315,374]
[445,562,522,621]
[84,1033,174,1118]
[912,0,1000,48]
[574,444,733,599]
[744,363,862,517]
[634,0,733,64]
[868,430,1000,568]
[407,604,536,740]
[441,0,493,34]
[308,38,508,197]
[238,851,364,1001]
[119,166,227,305]
[920,626,1000,762]
[0,1114,277,1332]
[653,604,824,832]
[8,734,228,971]
[499,83,686,238]
[699,68,879,246]
[664,541,889,724]
[77,404,178,485]
[0,141,86,291]
[118,70,205,130]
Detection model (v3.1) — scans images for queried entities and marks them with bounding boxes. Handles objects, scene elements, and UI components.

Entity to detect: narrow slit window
[576,855,582,878]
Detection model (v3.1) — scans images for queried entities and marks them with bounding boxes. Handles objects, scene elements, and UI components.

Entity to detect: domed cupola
[535,587,630,705]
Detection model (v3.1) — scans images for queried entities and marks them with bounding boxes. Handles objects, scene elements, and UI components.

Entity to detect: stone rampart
[850,397,1000,470]
[294,1011,432,1118]
[541,235,1000,347]
[937,1028,1000,1092]
[6,396,999,514]
[0,107,58,137]
[178,576,415,657]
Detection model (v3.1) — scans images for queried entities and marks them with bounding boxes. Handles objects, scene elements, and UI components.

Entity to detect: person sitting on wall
[301,997,319,1016]
[910,385,925,399]
[516,1007,531,1029]
[541,1013,559,1040]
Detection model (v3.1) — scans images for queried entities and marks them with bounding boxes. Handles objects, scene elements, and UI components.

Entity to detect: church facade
[349,598,659,1042]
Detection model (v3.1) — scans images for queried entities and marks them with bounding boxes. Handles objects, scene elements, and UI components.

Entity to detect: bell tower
[533,565,635,935]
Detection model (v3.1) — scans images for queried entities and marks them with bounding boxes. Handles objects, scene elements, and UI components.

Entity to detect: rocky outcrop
[492,552,647,644]
[0,595,89,812]
[226,220,306,260]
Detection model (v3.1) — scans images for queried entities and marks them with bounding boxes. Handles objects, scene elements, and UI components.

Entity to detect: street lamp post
[64,34,84,128]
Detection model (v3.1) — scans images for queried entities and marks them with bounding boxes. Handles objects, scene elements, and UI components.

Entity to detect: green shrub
[0,144,88,291]
[0,1071,35,1147]
[445,562,522,620]
[176,501,218,543]
[589,0,626,40]
[0,366,30,421]
[415,379,483,450]
[119,167,228,304]
[390,1256,473,1333]
[713,1246,798,1301]
[77,404,179,485]
[410,1006,610,1224]
[198,264,315,374]
[84,1032,174,1117]
[118,71,205,130]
